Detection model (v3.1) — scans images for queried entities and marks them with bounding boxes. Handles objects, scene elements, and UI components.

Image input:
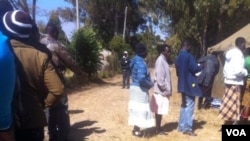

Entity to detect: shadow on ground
[140,120,206,138]
[69,120,106,141]
[68,110,84,115]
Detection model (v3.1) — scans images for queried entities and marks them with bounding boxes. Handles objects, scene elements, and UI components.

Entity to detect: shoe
[156,131,168,135]
[183,131,197,136]
[132,130,142,137]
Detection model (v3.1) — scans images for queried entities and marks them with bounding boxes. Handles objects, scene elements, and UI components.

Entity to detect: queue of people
[0,1,85,140]
[1,1,250,141]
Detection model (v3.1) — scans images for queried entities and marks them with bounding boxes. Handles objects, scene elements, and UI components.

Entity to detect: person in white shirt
[219,37,248,125]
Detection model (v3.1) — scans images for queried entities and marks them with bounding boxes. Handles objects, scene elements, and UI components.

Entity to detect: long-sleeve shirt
[40,35,82,76]
[153,54,172,96]
[223,47,247,85]
[175,49,202,97]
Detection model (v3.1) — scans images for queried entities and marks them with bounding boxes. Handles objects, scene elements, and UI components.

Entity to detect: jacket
[130,55,153,89]
[120,56,130,71]
[223,47,247,85]
[175,49,202,97]
[11,39,64,128]
[0,31,16,130]
[153,54,172,96]
[197,54,219,87]
[40,35,82,76]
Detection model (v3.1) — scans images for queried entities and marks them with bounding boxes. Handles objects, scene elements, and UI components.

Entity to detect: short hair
[157,44,170,54]
[45,23,59,39]
[181,39,193,48]
[235,37,246,47]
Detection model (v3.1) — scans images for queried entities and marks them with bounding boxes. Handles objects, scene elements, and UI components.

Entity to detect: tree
[10,0,37,20]
[46,11,69,45]
[59,0,146,48]
[70,27,102,76]
[140,0,250,56]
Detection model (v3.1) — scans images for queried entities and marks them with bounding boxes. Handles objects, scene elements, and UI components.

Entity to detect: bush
[70,27,102,77]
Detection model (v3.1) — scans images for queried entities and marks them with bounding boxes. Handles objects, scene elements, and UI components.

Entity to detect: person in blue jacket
[175,39,202,136]
[0,1,16,141]
[128,43,154,137]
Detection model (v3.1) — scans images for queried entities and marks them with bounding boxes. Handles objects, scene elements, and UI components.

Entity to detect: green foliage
[106,53,120,75]
[70,27,102,76]
[60,0,146,48]
[47,11,70,45]
[109,35,132,57]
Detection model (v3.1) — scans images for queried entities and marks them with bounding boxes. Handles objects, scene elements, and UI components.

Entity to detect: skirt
[150,93,170,115]
[128,86,155,128]
[219,84,241,121]
[242,80,250,107]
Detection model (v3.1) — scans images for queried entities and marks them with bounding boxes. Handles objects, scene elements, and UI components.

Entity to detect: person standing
[0,1,16,141]
[128,43,154,137]
[120,51,130,89]
[197,51,220,110]
[175,39,202,136]
[150,44,172,135]
[240,48,250,124]
[40,23,85,141]
[1,10,64,141]
[219,37,248,125]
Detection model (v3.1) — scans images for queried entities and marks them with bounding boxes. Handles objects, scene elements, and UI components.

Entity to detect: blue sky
[36,0,76,39]
[36,0,166,40]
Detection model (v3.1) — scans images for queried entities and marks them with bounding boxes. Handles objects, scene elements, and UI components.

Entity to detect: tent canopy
[208,23,250,54]
[207,23,250,98]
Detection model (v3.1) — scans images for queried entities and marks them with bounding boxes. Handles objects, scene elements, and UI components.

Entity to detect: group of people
[0,1,85,141]
[126,39,216,137]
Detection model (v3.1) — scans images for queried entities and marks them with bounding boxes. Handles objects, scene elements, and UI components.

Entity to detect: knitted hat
[0,0,13,17]
[2,10,32,39]
[135,43,147,57]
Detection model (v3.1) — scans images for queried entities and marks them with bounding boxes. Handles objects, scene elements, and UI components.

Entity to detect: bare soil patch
[45,68,223,141]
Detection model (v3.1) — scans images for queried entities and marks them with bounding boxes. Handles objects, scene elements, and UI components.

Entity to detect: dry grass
[45,67,224,141]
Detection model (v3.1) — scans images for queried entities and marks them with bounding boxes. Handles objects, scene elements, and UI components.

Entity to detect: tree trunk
[114,9,119,35]
[201,24,207,56]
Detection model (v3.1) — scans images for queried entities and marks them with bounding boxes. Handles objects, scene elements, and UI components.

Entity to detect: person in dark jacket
[197,51,219,109]
[120,51,130,89]
[1,10,64,141]
[175,39,202,136]
[40,23,85,141]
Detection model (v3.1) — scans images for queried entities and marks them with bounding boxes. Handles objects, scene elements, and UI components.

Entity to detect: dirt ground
[45,68,223,141]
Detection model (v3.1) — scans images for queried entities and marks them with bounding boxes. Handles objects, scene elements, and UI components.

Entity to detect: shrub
[70,27,102,77]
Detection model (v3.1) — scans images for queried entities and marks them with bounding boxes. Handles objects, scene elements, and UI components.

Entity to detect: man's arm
[42,58,64,108]
[56,43,85,76]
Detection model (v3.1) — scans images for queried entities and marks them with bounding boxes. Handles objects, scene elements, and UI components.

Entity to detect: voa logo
[226,129,246,136]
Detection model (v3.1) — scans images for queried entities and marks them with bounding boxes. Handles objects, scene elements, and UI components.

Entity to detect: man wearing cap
[120,51,131,89]
[1,10,64,141]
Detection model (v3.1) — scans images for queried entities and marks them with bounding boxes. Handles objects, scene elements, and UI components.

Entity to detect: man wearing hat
[1,10,64,141]
[120,50,131,89]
